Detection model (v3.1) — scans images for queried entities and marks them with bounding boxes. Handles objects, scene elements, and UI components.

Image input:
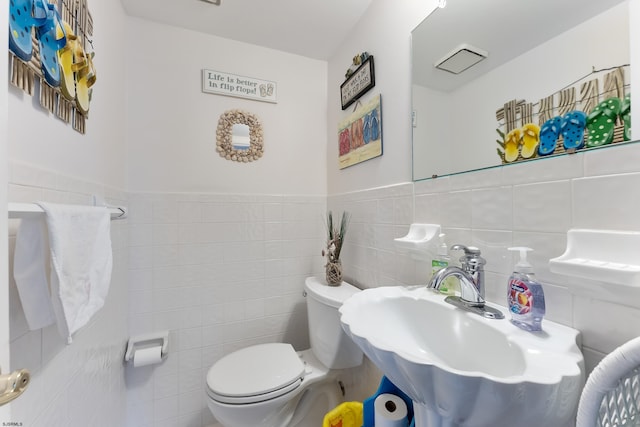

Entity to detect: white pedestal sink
[339,286,585,427]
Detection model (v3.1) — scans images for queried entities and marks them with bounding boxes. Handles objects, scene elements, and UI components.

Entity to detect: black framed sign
[340,56,375,110]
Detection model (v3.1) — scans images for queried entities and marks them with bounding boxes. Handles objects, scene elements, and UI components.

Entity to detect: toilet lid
[206,343,305,403]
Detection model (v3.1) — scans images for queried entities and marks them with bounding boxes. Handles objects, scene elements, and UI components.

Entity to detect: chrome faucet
[451,244,486,299]
[428,245,504,319]
[430,266,484,306]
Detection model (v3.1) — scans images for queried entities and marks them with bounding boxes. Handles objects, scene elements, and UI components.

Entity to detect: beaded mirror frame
[215,109,264,162]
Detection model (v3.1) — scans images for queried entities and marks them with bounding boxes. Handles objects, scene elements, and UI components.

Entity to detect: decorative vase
[325,260,343,286]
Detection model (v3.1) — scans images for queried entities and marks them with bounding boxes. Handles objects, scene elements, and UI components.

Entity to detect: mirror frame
[216,109,264,162]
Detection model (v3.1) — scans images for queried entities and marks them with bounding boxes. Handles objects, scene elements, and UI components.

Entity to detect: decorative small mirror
[231,124,251,150]
[216,109,264,162]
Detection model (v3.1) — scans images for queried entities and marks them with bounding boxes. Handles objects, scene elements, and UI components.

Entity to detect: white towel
[13,217,56,329]
[13,202,113,344]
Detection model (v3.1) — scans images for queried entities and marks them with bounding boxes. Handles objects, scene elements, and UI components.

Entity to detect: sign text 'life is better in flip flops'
[202,69,277,104]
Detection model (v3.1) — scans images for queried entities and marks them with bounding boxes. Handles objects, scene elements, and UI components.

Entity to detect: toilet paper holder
[124,331,169,363]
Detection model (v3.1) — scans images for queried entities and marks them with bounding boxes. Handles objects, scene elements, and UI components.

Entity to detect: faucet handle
[451,244,486,267]
[450,244,480,255]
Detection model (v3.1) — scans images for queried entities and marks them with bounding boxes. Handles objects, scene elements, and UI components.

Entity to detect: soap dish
[394,223,441,259]
[549,229,640,287]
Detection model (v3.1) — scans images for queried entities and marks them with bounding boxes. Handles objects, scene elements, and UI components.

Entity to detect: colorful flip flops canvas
[496,66,631,164]
[9,0,98,125]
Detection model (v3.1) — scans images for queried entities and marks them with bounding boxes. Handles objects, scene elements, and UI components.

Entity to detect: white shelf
[549,229,640,287]
[394,223,441,260]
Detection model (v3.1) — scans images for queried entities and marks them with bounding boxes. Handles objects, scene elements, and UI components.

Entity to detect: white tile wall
[330,184,415,289]
[7,161,128,427]
[512,180,572,233]
[126,192,326,427]
[9,142,640,426]
[330,143,640,375]
[573,172,640,230]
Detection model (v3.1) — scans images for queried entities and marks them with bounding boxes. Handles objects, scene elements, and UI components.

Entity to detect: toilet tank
[304,276,363,369]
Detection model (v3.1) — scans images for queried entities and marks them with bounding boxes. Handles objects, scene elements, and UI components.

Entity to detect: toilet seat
[208,377,303,404]
[206,343,305,404]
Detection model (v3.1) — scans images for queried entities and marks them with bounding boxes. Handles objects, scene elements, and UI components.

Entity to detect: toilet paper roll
[374,393,409,427]
[133,346,163,367]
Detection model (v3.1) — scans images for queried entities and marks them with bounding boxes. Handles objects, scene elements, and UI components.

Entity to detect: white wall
[412,84,453,179]
[122,18,331,426]
[327,0,438,194]
[8,3,127,189]
[125,17,328,195]
[125,192,326,427]
[6,1,129,425]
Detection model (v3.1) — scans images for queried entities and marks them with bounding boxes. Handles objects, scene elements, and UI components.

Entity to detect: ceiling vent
[434,44,488,74]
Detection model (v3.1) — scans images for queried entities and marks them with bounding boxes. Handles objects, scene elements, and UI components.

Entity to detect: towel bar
[8,202,127,220]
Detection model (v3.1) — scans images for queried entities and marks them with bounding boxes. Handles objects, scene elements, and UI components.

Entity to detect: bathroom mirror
[411,0,633,181]
[231,124,251,150]
[216,109,264,162]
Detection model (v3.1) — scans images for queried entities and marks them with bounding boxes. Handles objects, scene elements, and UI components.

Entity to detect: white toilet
[206,276,363,427]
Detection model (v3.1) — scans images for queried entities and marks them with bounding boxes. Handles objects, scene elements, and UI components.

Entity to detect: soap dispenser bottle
[432,234,457,295]
[507,247,545,331]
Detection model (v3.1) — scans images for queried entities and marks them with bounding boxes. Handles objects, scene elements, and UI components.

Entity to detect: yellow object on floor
[323,401,363,427]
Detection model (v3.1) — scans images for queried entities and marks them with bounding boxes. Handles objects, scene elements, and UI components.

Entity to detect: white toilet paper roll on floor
[133,346,163,367]
[374,393,408,427]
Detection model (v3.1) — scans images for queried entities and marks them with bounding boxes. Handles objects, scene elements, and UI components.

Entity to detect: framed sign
[340,56,375,110]
[202,69,277,103]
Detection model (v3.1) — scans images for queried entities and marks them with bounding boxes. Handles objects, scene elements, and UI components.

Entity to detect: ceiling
[119,0,373,60]
[412,0,628,92]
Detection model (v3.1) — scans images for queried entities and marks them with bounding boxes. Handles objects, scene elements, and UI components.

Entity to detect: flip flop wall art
[9,0,96,134]
[496,65,630,164]
[338,93,383,169]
